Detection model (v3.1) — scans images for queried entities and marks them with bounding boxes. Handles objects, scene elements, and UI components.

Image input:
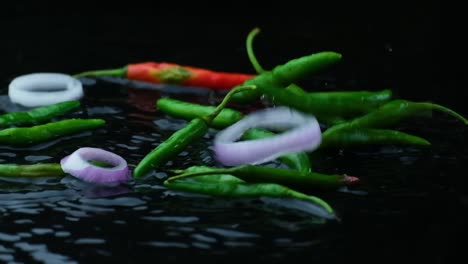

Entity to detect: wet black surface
[2,8,466,264]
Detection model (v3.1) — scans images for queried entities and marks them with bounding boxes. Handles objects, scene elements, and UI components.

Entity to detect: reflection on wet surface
[0,78,466,263]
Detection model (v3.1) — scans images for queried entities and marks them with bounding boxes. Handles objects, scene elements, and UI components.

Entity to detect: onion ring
[213,106,322,166]
[60,147,130,184]
[8,73,83,107]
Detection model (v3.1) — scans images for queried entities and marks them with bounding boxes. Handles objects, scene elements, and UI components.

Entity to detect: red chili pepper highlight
[74,62,256,91]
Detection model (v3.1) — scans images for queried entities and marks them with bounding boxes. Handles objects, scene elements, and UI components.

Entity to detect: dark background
[3,3,464,264]
[0,2,447,112]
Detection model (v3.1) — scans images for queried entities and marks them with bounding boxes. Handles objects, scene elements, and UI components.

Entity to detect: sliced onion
[213,106,321,166]
[60,147,130,184]
[8,73,83,107]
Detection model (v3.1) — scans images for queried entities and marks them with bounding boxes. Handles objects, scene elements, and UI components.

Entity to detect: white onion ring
[60,147,130,184]
[213,106,322,166]
[8,73,83,107]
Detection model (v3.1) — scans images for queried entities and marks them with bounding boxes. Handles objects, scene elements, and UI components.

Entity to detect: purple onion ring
[60,147,130,184]
[213,106,322,166]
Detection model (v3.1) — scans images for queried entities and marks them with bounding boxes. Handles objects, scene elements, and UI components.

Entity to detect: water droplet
[385,43,393,52]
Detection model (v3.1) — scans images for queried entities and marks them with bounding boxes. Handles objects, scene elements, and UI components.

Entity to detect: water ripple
[54,231,71,238]
[0,246,14,254]
[31,228,54,235]
[0,254,13,262]
[24,155,53,162]
[142,241,190,249]
[74,238,106,245]
[205,228,260,239]
[116,143,140,150]
[191,242,211,249]
[0,77,464,262]
[191,233,217,243]
[224,241,256,248]
[56,201,115,214]
[14,219,34,224]
[86,106,121,115]
[141,216,199,223]
[153,118,187,130]
[14,242,77,264]
[79,196,146,207]
[0,232,21,242]
[0,190,77,206]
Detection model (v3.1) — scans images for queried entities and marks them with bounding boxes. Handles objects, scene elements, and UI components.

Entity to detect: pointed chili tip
[342,175,360,185]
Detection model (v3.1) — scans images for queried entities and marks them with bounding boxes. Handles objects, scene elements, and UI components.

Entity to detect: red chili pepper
[74,62,255,90]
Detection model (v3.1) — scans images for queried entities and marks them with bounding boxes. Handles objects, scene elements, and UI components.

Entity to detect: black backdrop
[1,3,466,264]
[0,2,446,111]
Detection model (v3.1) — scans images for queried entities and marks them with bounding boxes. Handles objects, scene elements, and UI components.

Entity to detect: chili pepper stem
[73,66,127,78]
[246,27,265,74]
[427,103,468,124]
[203,85,256,124]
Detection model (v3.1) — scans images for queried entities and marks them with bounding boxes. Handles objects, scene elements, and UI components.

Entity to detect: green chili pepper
[242,27,350,124]
[231,51,343,103]
[133,85,256,178]
[156,97,312,172]
[284,83,307,94]
[283,83,347,125]
[327,99,468,132]
[261,84,393,118]
[319,99,467,148]
[166,164,359,190]
[133,118,209,178]
[320,128,431,148]
[236,28,382,117]
[169,165,246,184]
[0,118,105,146]
[165,166,334,214]
[0,163,65,178]
[0,100,81,127]
[322,99,467,140]
[156,97,244,129]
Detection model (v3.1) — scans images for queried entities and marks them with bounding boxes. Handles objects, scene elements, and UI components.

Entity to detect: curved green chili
[133,85,256,178]
[166,164,359,189]
[165,166,334,214]
[0,163,65,178]
[0,100,81,127]
[167,180,335,214]
[323,99,468,138]
[156,97,312,172]
[320,128,431,148]
[319,99,467,148]
[0,118,105,146]
[261,84,393,118]
[245,31,347,125]
[231,51,343,103]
